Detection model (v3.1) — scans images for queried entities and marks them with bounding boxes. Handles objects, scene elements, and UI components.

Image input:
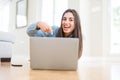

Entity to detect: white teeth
[64,26,70,28]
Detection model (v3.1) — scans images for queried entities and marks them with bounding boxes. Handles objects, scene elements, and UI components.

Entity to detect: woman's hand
[37,21,53,34]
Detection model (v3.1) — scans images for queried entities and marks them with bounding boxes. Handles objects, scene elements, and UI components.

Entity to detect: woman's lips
[63,26,70,31]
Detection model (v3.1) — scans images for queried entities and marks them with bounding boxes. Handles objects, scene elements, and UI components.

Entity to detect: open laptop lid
[30,37,79,70]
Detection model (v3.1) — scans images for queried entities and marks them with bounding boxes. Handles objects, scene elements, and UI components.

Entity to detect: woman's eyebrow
[62,16,74,19]
[69,17,74,19]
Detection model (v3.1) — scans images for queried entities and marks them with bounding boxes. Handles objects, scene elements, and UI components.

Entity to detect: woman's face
[62,12,75,37]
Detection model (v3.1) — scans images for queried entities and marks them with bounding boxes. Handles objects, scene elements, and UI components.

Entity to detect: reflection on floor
[78,57,120,80]
[1,54,120,80]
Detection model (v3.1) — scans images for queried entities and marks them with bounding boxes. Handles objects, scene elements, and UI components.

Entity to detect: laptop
[30,37,79,70]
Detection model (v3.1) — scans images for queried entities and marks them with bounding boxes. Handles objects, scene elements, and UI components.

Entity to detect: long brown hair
[56,9,83,59]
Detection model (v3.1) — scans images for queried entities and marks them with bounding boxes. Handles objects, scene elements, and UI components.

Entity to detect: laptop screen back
[30,37,79,70]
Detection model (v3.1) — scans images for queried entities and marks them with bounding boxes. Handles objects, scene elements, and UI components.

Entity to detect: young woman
[27,9,83,59]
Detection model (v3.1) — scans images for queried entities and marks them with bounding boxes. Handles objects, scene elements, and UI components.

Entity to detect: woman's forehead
[63,12,74,18]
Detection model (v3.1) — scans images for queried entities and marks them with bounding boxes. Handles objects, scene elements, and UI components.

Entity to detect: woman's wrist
[36,22,41,30]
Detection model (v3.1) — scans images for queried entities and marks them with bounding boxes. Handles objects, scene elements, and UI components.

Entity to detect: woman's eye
[70,19,73,21]
[69,17,74,21]
[69,19,74,21]
[62,18,66,21]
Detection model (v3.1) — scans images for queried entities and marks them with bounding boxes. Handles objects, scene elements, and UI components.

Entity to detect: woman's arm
[26,23,39,37]
[26,22,59,37]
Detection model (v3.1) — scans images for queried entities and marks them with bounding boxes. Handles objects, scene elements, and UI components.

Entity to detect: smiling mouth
[63,26,70,31]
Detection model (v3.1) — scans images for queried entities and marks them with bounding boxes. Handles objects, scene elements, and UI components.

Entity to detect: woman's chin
[63,30,70,33]
[63,30,72,35]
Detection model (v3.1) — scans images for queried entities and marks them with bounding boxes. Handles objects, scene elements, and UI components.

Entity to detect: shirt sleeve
[26,23,37,36]
[26,23,59,37]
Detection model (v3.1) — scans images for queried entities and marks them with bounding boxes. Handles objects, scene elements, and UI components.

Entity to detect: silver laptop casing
[30,37,79,70]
